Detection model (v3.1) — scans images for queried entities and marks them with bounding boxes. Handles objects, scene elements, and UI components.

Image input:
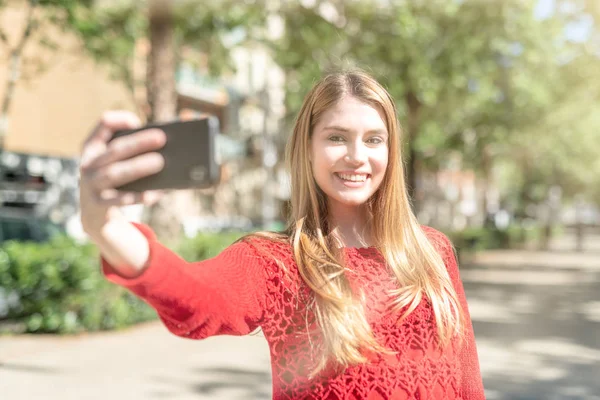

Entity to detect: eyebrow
[322,125,388,136]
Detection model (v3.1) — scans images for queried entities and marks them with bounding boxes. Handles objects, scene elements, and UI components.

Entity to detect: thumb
[81,111,142,168]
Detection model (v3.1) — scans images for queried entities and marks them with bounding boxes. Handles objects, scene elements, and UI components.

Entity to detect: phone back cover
[112,117,220,192]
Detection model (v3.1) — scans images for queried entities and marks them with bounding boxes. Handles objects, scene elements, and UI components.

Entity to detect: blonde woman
[79,70,485,399]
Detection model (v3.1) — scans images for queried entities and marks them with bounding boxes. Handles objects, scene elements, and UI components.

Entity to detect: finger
[80,139,108,172]
[92,189,164,207]
[91,152,165,191]
[81,111,142,168]
[85,128,167,171]
[95,189,145,207]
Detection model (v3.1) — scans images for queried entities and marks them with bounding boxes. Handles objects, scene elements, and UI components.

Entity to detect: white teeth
[338,173,367,182]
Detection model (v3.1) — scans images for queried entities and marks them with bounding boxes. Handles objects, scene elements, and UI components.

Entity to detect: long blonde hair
[249,69,464,376]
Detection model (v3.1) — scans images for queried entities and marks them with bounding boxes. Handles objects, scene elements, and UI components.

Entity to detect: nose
[344,141,368,165]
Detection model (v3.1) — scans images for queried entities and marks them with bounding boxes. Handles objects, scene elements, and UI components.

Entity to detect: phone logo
[189,166,207,182]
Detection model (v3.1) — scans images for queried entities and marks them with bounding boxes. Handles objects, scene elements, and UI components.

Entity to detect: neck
[327,202,372,248]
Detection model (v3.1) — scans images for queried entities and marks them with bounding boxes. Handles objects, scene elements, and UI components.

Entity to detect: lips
[335,172,370,182]
[334,173,371,188]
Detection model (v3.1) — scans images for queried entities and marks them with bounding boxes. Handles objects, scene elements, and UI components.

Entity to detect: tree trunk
[539,185,562,251]
[575,196,586,252]
[143,0,182,240]
[0,1,37,149]
[405,90,422,213]
[146,1,177,123]
[575,222,585,252]
[480,144,492,228]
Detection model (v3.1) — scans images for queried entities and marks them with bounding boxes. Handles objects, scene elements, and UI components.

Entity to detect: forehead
[316,96,387,131]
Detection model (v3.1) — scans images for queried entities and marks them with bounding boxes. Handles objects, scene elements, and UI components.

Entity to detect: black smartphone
[109,117,221,192]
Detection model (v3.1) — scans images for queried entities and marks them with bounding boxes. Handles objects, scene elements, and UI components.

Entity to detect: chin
[331,193,372,208]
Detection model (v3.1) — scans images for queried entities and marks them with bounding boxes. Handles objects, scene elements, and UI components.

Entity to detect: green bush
[176,231,248,262]
[448,227,510,253]
[447,222,546,256]
[0,235,156,334]
[0,230,249,335]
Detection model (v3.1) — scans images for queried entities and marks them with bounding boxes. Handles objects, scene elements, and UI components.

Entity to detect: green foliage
[176,231,247,262]
[272,0,600,214]
[0,235,155,334]
[66,3,144,93]
[0,0,94,82]
[174,1,266,75]
[64,0,266,102]
[448,223,547,256]
[274,1,539,136]
[6,0,598,229]
[0,230,249,334]
[448,227,511,253]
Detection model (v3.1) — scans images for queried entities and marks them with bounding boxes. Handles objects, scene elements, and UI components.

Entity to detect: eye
[328,135,345,143]
[366,136,385,145]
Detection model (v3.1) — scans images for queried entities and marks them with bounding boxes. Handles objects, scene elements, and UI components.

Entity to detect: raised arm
[79,112,269,338]
[102,223,269,338]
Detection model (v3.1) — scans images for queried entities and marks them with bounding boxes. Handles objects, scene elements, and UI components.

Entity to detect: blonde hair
[248,69,464,376]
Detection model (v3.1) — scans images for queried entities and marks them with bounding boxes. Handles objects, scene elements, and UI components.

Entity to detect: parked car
[0,150,79,243]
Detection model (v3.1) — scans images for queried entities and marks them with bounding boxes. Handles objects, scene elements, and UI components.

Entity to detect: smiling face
[310,95,389,210]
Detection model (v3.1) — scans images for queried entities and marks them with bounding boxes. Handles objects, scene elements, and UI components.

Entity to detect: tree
[273,0,600,231]
[69,0,265,120]
[273,0,547,209]
[67,0,265,238]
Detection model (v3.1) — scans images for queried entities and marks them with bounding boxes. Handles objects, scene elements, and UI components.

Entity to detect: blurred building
[0,5,138,241]
[0,4,289,241]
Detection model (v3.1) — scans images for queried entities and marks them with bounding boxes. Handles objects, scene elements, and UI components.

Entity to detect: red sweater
[103,224,485,400]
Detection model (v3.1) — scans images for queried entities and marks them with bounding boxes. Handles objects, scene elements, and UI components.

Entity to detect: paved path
[1,323,272,400]
[1,234,599,399]
[466,234,600,400]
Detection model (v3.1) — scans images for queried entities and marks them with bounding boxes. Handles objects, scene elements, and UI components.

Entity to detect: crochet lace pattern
[103,224,484,400]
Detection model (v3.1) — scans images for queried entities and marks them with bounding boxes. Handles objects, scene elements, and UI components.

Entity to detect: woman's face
[310,96,389,210]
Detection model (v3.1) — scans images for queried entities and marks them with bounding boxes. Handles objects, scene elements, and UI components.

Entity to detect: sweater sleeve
[101,223,269,339]
[438,232,486,400]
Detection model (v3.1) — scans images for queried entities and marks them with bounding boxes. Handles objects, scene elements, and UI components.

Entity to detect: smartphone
[110,117,221,192]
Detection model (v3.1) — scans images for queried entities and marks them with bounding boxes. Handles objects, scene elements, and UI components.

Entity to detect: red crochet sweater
[103,224,485,400]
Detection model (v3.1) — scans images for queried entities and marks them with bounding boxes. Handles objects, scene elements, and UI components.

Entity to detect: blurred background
[0,0,598,399]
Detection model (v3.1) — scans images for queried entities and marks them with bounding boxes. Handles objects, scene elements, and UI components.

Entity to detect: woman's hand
[79,110,166,239]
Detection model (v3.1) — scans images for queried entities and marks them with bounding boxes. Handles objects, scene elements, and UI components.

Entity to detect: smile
[336,173,368,182]
[334,172,370,187]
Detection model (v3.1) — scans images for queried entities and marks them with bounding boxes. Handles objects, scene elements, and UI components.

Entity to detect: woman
[79,70,485,399]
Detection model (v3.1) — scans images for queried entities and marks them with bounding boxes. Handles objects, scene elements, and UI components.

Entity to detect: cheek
[372,149,389,174]
[309,147,330,184]
[313,146,345,169]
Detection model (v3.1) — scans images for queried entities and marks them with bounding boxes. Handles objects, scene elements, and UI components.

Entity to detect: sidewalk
[1,323,272,399]
[466,234,600,400]
[1,234,599,400]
